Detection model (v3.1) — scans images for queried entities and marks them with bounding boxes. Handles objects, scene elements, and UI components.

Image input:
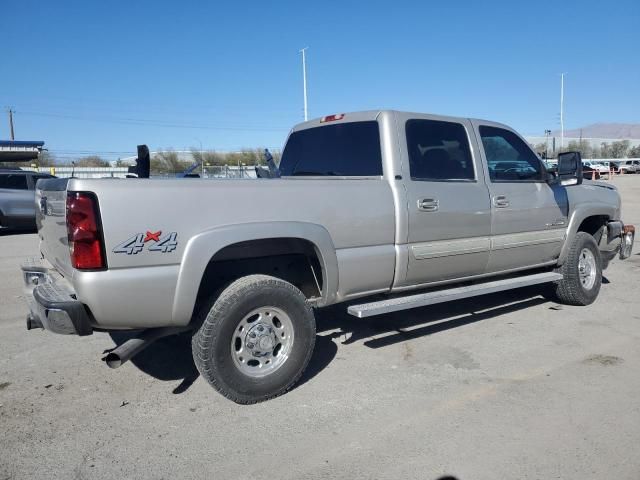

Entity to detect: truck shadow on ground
[107,330,339,395]
[108,285,558,394]
[314,285,552,350]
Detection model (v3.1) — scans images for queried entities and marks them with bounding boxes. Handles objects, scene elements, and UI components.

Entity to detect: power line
[47,147,282,157]
[0,96,300,120]
[17,110,291,132]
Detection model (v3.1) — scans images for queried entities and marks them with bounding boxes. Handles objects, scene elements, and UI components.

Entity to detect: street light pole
[560,73,565,150]
[300,47,309,121]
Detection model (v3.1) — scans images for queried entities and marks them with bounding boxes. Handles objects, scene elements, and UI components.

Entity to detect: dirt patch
[583,354,624,366]
[0,382,10,390]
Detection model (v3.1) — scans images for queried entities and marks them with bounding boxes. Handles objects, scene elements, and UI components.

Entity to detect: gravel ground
[1,176,640,480]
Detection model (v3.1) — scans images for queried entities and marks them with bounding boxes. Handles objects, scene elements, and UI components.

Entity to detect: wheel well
[196,238,324,304]
[577,215,608,240]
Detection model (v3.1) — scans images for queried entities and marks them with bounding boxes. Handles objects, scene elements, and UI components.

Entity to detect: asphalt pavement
[2,176,640,480]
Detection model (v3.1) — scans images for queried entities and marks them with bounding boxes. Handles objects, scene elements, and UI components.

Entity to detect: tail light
[66,192,106,270]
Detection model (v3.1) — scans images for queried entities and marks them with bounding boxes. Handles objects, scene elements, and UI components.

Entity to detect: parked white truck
[23,111,635,403]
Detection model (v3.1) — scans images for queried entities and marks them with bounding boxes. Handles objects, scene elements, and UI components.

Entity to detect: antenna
[300,47,309,121]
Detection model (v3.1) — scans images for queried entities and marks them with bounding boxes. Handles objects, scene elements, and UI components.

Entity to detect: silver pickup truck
[22,110,635,404]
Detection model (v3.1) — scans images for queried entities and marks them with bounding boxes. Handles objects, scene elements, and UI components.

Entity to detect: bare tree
[37,150,56,167]
[610,140,631,158]
[75,156,110,167]
[151,150,190,174]
[628,144,640,158]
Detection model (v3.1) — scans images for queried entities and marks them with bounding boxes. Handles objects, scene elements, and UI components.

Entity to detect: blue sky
[2,0,638,161]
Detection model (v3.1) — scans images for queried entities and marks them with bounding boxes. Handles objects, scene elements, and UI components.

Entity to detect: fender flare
[558,203,618,265]
[171,221,339,324]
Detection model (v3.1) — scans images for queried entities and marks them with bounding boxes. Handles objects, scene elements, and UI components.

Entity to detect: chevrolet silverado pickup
[22,110,635,404]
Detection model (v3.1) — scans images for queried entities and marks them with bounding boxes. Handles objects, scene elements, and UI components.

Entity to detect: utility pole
[300,47,309,121]
[560,73,565,150]
[8,108,15,140]
[195,138,204,177]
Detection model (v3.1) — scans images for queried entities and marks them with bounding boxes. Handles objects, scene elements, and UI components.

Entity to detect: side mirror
[557,151,583,185]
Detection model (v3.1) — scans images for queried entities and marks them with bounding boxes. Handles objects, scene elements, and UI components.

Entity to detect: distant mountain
[552,123,640,139]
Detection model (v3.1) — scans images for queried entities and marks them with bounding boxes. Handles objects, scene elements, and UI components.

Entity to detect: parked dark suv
[0,169,55,229]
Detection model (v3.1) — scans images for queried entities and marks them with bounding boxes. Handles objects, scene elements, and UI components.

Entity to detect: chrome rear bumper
[21,258,93,336]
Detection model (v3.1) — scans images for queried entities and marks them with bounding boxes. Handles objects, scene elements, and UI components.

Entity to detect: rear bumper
[21,259,93,336]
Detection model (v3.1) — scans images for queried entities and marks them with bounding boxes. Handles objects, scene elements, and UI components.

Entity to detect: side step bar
[347,272,563,318]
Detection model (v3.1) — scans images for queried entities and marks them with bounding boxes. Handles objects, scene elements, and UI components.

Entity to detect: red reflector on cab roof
[320,113,345,123]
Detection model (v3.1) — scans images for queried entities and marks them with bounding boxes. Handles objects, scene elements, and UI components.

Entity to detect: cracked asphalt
[1,176,640,479]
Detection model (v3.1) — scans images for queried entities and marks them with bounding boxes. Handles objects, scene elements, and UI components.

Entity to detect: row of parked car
[583,160,640,174]
[546,160,640,180]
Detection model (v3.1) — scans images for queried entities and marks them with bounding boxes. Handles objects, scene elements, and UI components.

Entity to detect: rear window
[279,121,383,176]
[0,174,28,190]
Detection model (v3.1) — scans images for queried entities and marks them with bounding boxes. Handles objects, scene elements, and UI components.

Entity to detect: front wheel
[553,232,602,306]
[192,275,316,404]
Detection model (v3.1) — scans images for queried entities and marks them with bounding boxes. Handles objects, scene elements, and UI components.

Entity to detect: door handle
[493,195,510,208]
[418,198,439,212]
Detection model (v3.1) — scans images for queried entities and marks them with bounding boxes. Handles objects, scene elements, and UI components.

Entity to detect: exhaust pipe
[102,326,191,369]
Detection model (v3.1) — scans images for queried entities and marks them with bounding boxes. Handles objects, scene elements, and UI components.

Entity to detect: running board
[347,272,563,318]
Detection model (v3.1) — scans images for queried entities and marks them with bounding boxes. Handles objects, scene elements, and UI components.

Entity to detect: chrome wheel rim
[578,248,597,290]
[231,307,294,377]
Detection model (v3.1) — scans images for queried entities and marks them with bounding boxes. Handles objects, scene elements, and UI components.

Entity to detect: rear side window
[406,119,475,181]
[479,126,544,182]
[0,174,28,190]
[279,121,383,176]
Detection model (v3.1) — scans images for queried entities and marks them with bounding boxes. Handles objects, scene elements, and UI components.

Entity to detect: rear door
[397,113,491,286]
[473,122,568,273]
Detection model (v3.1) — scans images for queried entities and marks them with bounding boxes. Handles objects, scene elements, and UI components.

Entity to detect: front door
[398,114,492,287]
[473,122,569,273]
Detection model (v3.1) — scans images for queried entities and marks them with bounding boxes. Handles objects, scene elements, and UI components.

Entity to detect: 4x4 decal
[113,231,178,255]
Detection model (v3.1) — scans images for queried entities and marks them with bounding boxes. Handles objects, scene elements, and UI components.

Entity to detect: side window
[0,174,28,190]
[405,119,475,181]
[479,126,544,182]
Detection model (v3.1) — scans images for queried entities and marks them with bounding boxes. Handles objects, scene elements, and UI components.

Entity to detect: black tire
[192,274,316,404]
[553,232,602,306]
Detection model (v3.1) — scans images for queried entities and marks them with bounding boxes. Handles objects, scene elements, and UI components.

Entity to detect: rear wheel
[192,274,316,404]
[553,232,602,306]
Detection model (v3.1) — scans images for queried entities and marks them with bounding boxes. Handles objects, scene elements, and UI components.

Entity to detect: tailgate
[36,177,73,278]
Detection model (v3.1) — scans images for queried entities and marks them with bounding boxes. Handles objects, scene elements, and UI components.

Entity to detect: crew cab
[22,111,635,404]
